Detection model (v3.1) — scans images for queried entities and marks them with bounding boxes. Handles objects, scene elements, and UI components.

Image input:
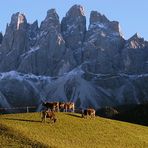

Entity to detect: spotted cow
[82,108,95,118]
[42,102,59,112]
[64,102,75,112]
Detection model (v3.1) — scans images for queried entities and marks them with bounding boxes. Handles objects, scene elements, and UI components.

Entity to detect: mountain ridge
[0,4,148,111]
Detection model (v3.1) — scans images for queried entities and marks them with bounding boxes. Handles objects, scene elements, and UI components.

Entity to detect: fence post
[27,106,29,113]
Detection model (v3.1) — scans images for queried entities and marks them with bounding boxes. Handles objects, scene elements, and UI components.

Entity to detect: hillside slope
[0,112,148,148]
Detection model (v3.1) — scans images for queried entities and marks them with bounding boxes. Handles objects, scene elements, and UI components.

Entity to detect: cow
[64,102,75,112]
[82,108,95,118]
[42,102,59,112]
[41,110,57,123]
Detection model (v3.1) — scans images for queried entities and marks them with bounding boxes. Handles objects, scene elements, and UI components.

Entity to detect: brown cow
[42,102,59,112]
[64,102,75,112]
[82,108,95,118]
[41,110,57,123]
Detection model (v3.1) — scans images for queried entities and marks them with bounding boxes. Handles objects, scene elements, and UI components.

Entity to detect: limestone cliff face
[0,5,148,110]
[122,33,148,74]
[18,9,66,76]
[83,11,125,74]
[61,5,86,50]
[0,13,29,71]
[61,5,86,65]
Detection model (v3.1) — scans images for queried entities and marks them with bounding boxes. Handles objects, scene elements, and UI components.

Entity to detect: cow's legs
[44,116,46,123]
[57,107,59,112]
[72,107,75,112]
[65,106,67,112]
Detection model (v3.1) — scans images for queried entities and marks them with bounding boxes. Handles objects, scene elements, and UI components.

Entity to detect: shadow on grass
[112,117,148,127]
[2,118,41,123]
[65,113,82,119]
[0,124,49,148]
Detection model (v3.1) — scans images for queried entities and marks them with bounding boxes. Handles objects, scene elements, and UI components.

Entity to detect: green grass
[0,112,148,148]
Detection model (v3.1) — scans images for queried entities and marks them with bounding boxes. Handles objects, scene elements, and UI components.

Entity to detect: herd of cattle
[41,102,96,123]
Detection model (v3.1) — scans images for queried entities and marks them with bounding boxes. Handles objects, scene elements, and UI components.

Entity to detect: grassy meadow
[0,112,148,148]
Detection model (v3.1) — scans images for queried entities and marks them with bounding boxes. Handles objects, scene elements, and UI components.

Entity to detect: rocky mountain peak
[61,5,86,51]
[31,20,38,28]
[10,12,27,30]
[125,33,145,49]
[46,9,59,21]
[66,4,85,17]
[28,20,39,47]
[130,33,142,40]
[90,11,109,24]
[40,9,60,33]
[89,11,123,37]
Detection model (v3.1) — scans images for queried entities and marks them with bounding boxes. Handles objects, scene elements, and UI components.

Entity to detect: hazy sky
[0,0,148,40]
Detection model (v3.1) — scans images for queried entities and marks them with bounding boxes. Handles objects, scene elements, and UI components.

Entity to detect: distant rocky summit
[0,5,148,111]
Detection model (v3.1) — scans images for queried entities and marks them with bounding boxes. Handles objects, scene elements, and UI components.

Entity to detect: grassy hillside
[0,112,148,148]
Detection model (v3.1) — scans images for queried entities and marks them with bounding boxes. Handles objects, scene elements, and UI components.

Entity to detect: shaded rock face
[18,9,66,76]
[61,5,86,50]
[122,34,148,74]
[0,13,30,71]
[0,5,148,111]
[83,11,125,74]
[1,13,28,52]
[0,70,148,111]
[61,5,86,65]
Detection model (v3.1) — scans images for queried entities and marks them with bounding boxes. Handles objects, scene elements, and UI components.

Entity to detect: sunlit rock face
[0,5,148,111]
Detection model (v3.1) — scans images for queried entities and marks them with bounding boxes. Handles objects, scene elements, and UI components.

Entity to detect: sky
[0,0,148,40]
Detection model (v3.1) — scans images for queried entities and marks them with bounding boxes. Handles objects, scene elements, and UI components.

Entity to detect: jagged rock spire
[90,11,109,24]
[9,12,27,30]
[66,4,85,17]
[125,33,145,49]
[40,9,60,33]
[61,4,86,50]
[88,11,123,37]
[0,4,147,76]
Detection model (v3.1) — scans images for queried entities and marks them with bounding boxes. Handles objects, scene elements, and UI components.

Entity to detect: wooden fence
[0,106,37,114]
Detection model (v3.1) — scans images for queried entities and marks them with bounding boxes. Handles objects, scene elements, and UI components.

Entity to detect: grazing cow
[82,108,95,118]
[42,102,59,112]
[41,110,57,123]
[64,102,75,112]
